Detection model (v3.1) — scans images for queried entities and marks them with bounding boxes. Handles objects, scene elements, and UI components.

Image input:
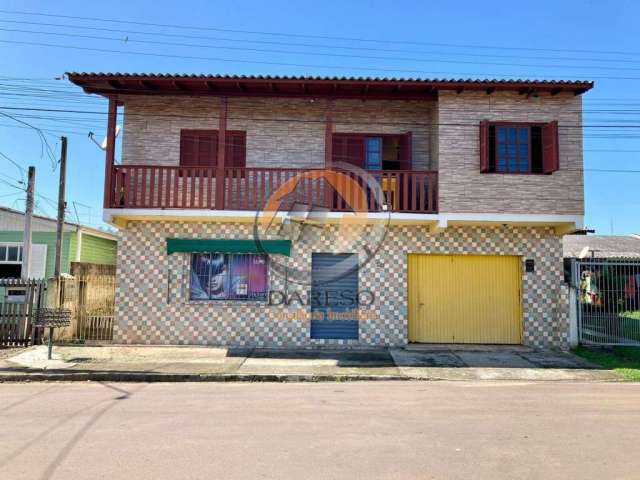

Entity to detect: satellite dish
[578,246,590,259]
[88,125,121,151]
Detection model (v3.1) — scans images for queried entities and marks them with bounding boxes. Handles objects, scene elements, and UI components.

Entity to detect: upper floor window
[480,121,558,174]
[180,130,246,168]
[332,133,412,171]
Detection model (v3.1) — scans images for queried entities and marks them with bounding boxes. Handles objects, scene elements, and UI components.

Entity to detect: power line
[5,26,640,74]
[0,80,623,115]
[9,97,640,117]
[4,113,640,141]
[0,110,58,167]
[0,150,27,180]
[0,38,618,81]
[0,191,24,198]
[2,9,640,58]
[34,199,52,218]
[0,177,25,191]
[585,149,640,152]
[5,18,640,67]
[0,146,106,225]
[585,168,640,173]
[0,122,97,137]
[5,105,640,129]
[6,113,640,142]
[6,87,640,117]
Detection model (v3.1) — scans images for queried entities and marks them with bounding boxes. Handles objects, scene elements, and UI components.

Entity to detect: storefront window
[190,253,268,301]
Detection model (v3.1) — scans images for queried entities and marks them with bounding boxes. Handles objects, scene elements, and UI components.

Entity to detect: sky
[0,0,638,234]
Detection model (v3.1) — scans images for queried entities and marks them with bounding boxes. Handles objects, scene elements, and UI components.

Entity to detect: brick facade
[121,92,583,216]
[113,90,582,350]
[122,96,436,170]
[114,222,569,350]
[437,91,584,215]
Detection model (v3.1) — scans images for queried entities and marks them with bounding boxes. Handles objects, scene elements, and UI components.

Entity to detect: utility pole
[50,136,67,360]
[21,166,35,280]
[54,136,67,279]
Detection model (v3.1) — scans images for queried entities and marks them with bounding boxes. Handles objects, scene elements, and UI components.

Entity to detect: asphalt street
[1,381,639,480]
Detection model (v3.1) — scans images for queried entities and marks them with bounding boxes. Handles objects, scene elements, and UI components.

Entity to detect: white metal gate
[573,258,640,345]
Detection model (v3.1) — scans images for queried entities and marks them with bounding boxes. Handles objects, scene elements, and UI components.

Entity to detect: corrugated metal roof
[563,235,640,259]
[0,205,117,239]
[66,72,593,86]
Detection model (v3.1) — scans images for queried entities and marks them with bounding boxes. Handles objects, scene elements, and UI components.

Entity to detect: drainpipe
[75,227,82,264]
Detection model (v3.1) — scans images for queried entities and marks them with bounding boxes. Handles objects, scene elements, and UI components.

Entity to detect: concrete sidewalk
[0,344,621,382]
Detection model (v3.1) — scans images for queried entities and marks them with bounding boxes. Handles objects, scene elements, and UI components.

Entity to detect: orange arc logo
[260,169,372,224]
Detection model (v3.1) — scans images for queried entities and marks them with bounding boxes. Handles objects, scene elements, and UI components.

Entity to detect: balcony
[106,166,438,214]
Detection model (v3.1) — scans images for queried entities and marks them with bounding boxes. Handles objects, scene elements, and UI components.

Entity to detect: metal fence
[574,258,640,346]
[0,278,47,346]
[60,274,116,342]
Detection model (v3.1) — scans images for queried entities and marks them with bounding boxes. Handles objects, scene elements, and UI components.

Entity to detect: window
[180,130,246,168]
[366,137,382,170]
[0,243,23,280]
[0,243,47,280]
[332,133,412,171]
[495,126,530,173]
[0,244,23,264]
[480,121,558,174]
[189,253,268,301]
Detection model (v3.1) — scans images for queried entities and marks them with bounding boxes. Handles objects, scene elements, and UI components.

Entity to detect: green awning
[166,238,291,256]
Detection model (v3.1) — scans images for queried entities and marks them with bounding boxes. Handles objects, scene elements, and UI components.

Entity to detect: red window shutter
[332,135,347,165]
[197,133,217,167]
[399,132,412,170]
[479,121,490,172]
[180,132,198,166]
[180,130,217,167]
[542,121,559,173]
[345,135,365,168]
[225,132,246,168]
[332,134,365,167]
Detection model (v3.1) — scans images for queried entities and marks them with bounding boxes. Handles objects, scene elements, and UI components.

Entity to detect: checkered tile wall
[114,222,569,349]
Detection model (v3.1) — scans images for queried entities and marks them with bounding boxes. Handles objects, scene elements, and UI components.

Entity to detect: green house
[0,206,117,279]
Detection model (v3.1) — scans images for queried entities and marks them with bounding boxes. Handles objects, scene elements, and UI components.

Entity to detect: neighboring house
[562,234,640,347]
[563,234,640,259]
[0,206,117,279]
[562,233,640,285]
[68,72,592,349]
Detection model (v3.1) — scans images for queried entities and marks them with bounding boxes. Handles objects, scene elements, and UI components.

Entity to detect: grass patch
[621,311,640,321]
[574,346,640,381]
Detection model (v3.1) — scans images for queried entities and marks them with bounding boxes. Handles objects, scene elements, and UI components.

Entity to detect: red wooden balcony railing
[107,166,438,213]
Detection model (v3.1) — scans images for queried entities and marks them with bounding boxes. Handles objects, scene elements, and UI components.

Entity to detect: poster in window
[190,253,229,300]
[229,254,268,300]
[190,253,267,301]
[190,253,210,300]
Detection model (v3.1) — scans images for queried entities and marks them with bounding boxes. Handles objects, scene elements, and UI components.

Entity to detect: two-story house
[68,73,592,349]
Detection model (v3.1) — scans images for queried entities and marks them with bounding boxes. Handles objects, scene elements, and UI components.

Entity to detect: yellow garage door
[408,255,522,344]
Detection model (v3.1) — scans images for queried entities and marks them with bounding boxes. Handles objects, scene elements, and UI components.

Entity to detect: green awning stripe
[166,239,291,256]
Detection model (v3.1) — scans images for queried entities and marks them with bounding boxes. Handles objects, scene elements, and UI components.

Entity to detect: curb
[0,371,415,383]
[0,370,624,383]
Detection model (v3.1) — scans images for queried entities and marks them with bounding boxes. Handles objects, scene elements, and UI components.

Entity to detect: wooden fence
[0,278,46,347]
[60,274,116,342]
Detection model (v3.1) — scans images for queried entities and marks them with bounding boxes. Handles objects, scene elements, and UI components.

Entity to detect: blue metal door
[310,253,359,340]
